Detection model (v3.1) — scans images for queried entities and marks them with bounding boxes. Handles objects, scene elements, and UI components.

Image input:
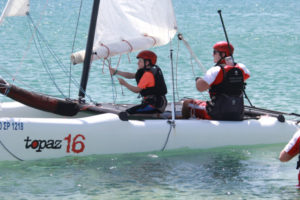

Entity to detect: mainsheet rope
[176,33,209,103]
[106,58,118,104]
[178,33,206,74]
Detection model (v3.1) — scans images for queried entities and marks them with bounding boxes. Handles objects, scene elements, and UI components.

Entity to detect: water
[0,0,299,199]
[0,146,298,199]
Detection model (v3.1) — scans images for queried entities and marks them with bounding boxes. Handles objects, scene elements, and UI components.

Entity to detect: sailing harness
[206,64,245,121]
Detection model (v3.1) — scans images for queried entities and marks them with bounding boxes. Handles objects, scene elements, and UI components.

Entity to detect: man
[279,129,300,162]
[110,50,167,120]
[182,41,250,120]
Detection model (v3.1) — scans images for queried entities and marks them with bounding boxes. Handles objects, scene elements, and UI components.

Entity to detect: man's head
[136,50,157,68]
[213,41,234,64]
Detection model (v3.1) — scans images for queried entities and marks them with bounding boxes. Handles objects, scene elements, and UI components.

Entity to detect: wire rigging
[175,37,180,101]
[68,0,84,98]
[26,14,96,104]
[27,15,66,98]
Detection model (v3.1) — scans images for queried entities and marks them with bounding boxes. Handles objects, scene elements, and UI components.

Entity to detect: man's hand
[117,78,141,93]
[118,77,126,85]
[109,67,117,76]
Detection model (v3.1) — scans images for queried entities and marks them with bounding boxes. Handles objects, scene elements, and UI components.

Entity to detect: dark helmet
[136,50,157,65]
[213,41,234,57]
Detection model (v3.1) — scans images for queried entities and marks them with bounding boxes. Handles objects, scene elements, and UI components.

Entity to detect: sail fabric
[0,0,30,24]
[71,0,177,65]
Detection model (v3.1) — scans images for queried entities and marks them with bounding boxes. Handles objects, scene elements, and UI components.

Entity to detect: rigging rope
[10,0,49,85]
[0,67,36,91]
[69,0,83,98]
[27,16,66,98]
[168,39,176,116]
[175,36,180,101]
[178,33,206,74]
[177,33,208,101]
[27,14,96,104]
[161,120,175,151]
[0,140,23,161]
[161,40,177,152]
[102,55,128,104]
[106,59,118,104]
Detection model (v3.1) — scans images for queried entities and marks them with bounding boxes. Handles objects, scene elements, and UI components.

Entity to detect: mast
[78,0,100,102]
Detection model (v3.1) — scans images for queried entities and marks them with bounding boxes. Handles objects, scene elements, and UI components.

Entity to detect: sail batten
[71,0,177,64]
[0,0,30,24]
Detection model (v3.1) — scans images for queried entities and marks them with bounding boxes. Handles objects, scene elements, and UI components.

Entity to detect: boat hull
[0,102,298,161]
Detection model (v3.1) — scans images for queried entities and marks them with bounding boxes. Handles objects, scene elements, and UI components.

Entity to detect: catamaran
[0,0,299,161]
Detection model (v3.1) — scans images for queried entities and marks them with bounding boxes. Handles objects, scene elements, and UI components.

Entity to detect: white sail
[71,0,177,65]
[0,0,30,24]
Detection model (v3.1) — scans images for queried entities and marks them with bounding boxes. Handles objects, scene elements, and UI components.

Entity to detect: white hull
[0,102,298,161]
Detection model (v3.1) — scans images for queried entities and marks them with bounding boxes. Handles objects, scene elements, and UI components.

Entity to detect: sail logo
[24,137,62,152]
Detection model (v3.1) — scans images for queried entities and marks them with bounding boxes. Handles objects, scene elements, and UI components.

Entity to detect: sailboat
[0,0,299,161]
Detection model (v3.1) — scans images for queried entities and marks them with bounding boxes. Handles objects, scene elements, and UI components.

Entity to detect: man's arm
[279,130,300,162]
[118,78,142,93]
[279,150,294,162]
[196,78,210,92]
[109,67,135,79]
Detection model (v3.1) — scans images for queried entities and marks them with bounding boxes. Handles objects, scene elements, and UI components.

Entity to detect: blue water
[0,0,299,199]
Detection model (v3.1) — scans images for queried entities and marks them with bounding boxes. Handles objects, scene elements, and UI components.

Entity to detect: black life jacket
[207,64,245,121]
[135,65,167,97]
